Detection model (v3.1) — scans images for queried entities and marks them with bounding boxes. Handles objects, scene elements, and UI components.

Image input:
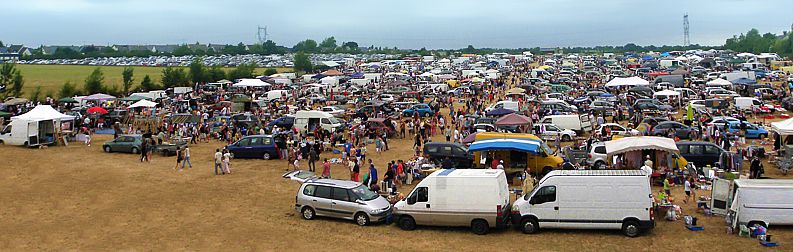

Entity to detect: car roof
[305,179,360,189]
[244,134,273,138]
[657,121,682,125]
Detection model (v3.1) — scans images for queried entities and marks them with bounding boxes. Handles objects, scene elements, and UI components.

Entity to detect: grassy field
[14,65,293,97]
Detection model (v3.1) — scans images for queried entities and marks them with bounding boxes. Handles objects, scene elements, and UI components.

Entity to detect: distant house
[7,45,32,57]
[208,44,227,53]
[0,47,19,62]
[153,45,178,54]
[113,45,157,53]
[187,43,209,52]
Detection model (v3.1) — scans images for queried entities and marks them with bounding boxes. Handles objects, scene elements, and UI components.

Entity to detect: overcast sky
[3,0,792,49]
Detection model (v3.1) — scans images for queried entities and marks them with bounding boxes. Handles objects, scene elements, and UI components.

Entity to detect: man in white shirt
[644,155,653,169]
[496,160,505,170]
[181,146,192,169]
[214,149,223,175]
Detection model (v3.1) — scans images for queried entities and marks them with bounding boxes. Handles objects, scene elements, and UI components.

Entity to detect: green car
[103,135,143,154]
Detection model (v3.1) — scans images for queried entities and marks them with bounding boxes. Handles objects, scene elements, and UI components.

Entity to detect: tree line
[724,27,793,56]
[0,61,279,102]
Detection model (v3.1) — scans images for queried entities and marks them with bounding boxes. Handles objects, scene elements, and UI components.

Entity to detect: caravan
[293,110,344,133]
[711,179,793,229]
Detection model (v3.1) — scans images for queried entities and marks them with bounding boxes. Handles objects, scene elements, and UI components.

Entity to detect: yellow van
[472,132,564,176]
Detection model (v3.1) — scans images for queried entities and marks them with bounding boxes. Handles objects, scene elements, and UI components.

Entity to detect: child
[375,137,383,154]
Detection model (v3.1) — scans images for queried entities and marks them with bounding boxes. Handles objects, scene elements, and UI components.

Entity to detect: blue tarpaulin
[350,72,364,78]
[468,139,541,154]
[731,77,757,85]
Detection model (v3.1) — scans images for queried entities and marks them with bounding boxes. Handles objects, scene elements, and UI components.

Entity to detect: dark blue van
[226,135,280,160]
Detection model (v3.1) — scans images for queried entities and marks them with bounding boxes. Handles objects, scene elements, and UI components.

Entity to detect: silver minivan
[295,179,392,226]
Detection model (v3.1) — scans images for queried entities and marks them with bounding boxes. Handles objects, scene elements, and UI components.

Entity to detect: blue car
[226,135,280,159]
[723,121,769,139]
[401,103,434,117]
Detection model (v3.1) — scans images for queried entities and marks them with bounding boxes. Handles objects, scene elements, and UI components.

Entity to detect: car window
[302,185,316,196]
[332,187,350,201]
[532,186,556,204]
[321,118,330,124]
[1,125,10,134]
[704,145,720,154]
[416,187,428,202]
[678,144,689,154]
[249,137,261,146]
[313,185,332,199]
[546,125,559,131]
[425,146,438,154]
[453,147,467,156]
[262,137,273,145]
[594,146,606,154]
[441,146,452,155]
[237,138,251,147]
[689,145,704,155]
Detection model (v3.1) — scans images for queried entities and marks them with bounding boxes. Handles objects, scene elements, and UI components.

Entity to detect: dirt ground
[1,122,792,251]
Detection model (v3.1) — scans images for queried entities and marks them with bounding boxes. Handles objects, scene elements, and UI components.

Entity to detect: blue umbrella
[350,72,364,78]
[642,55,654,61]
[599,93,615,98]
[573,97,589,103]
[486,108,515,117]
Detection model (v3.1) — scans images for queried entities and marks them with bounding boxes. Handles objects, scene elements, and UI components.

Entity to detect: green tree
[0,63,16,97]
[263,68,278,76]
[207,66,227,82]
[83,67,105,94]
[0,41,4,47]
[173,45,193,56]
[11,71,24,97]
[293,51,313,73]
[161,67,188,88]
[139,75,158,91]
[122,66,134,94]
[188,58,208,84]
[29,85,42,102]
[319,36,337,52]
[59,81,78,98]
[105,84,121,97]
[293,39,318,53]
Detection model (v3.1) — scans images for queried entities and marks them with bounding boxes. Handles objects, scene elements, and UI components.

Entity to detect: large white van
[733,97,763,111]
[540,114,593,133]
[263,90,290,102]
[485,100,520,113]
[511,170,655,237]
[394,169,510,235]
[293,110,344,133]
[711,179,793,229]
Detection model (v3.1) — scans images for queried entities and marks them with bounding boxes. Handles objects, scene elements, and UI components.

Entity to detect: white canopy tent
[706,78,732,87]
[11,105,75,121]
[128,99,158,108]
[605,76,650,87]
[233,79,271,87]
[771,117,793,137]
[605,136,680,169]
[654,89,682,106]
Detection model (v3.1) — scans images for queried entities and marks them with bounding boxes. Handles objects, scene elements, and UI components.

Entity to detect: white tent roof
[233,79,270,87]
[771,117,793,136]
[605,136,679,158]
[605,76,650,87]
[129,99,158,108]
[11,105,75,121]
[654,90,680,96]
[419,72,434,77]
[706,78,732,86]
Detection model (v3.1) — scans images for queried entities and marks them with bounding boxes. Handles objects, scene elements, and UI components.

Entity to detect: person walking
[174,147,184,171]
[367,159,378,189]
[350,158,360,182]
[683,177,694,204]
[321,158,331,179]
[140,137,148,162]
[223,149,232,174]
[214,148,224,175]
[181,145,193,169]
[307,147,317,172]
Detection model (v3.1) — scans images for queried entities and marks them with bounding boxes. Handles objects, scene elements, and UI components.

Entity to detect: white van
[485,100,520,112]
[734,97,763,111]
[394,169,510,235]
[540,114,593,133]
[511,170,654,237]
[293,110,344,133]
[264,90,290,102]
[0,119,57,146]
[711,179,793,229]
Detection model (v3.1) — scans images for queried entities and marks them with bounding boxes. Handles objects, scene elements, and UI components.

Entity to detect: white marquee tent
[605,76,650,87]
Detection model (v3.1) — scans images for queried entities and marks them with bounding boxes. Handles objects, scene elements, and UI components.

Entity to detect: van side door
[528,186,559,228]
[405,186,434,225]
[311,185,336,217]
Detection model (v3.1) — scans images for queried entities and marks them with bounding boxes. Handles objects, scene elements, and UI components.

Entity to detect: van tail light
[649,207,655,221]
[497,205,503,217]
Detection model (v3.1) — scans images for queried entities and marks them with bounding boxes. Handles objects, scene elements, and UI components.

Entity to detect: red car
[352,118,396,137]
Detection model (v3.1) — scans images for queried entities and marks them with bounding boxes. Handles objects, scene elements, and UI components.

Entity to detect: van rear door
[710,178,732,215]
[27,121,39,146]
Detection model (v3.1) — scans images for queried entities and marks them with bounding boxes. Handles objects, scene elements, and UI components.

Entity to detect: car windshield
[351,185,379,201]
[329,117,342,124]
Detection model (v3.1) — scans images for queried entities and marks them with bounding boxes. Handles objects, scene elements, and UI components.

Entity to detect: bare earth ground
[1,124,791,251]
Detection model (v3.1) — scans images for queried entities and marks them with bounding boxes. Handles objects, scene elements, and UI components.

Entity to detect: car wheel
[131,147,139,154]
[562,135,571,142]
[355,212,370,226]
[301,207,315,220]
[622,220,640,237]
[594,161,605,170]
[263,152,271,160]
[521,218,539,234]
[471,219,489,235]
[104,146,112,153]
[398,216,416,231]
[424,112,430,117]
